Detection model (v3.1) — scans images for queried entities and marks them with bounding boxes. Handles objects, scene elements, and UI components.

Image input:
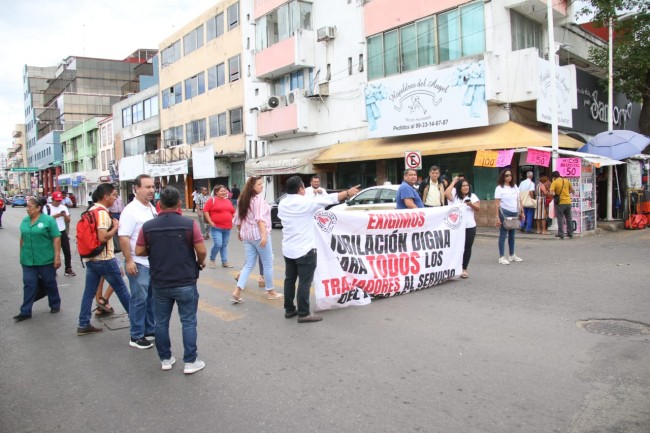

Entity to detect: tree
[580,0,650,134]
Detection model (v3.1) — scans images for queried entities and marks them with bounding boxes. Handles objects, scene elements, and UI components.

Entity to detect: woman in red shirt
[203,185,236,269]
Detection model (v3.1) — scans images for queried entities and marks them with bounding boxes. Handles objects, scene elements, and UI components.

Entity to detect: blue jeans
[237,238,274,291]
[498,208,518,257]
[154,284,199,363]
[21,264,61,316]
[126,262,155,339]
[520,207,535,232]
[79,258,130,328]
[209,227,232,264]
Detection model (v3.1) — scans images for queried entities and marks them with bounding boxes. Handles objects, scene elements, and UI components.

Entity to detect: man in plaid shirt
[195,187,210,239]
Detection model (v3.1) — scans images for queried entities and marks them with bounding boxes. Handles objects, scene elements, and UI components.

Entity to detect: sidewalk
[475,220,625,239]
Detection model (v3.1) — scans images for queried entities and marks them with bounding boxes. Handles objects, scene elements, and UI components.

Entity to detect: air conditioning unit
[315,82,330,97]
[279,95,288,106]
[317,26,336,42]
[287,91,297,105]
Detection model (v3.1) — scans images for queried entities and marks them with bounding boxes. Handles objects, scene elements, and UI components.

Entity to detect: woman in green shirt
[13,197,62,321]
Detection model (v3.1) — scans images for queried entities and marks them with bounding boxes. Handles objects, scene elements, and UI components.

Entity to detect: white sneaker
[184,359,205,375]
[508,255,523,262]
[161,356,176,371]
[498,257,510,265]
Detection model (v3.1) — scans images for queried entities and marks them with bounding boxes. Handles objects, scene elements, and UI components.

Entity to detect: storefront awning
[526,147,625,167]
[313,122,585,164]
[246,148,326,176]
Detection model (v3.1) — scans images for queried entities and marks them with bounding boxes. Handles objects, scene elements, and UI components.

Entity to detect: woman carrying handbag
[494,169,525,265]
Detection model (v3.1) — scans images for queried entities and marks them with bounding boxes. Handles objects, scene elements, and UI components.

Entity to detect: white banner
[536,59,576,128]
[192,144,216,179]
[144,159,188,177]
[365,61,488,138]
[313,206,465,311]
[119,154,145,181]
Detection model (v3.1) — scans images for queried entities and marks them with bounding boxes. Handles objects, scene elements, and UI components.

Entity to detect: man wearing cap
[44,191,75,276]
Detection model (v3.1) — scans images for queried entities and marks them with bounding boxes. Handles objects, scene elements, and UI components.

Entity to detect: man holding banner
[278,176,360,323]
[396,169,424,209]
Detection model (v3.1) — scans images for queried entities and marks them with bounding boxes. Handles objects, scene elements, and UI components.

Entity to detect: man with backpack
[44,191,75,276]
[76,183,131,336]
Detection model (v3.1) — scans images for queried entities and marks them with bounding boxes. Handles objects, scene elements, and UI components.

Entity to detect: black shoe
[50,307,60,314]
[77,325,103,335]
[129,337,153,349]
[555,233,564,239]
[64,269,76,277]
[519,227,525,233]
[568,234,573,239]
[285,310,298,319]
[297,315,322,323]
[13,314,31,322]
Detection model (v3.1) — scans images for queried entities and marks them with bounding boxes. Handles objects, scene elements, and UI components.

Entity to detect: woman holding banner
[494,169,524,265]
[446,177,480,278]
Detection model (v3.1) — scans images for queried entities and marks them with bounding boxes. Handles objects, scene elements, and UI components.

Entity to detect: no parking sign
[405,151,422,170]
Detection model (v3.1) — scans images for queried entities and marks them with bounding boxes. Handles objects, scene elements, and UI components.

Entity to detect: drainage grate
[576,319,650,337]
[97,313,130,330]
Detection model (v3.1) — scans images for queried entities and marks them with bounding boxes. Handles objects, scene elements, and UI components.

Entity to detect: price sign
[474,150,498,167]
[496,149,515,167]
[557,157,581,177]
[526,148,551,167]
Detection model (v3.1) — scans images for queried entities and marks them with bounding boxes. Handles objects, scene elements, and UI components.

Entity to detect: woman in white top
[446,177,480,279]
[494,169,525,265]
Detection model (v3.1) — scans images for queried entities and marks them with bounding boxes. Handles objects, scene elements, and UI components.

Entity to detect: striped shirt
[233,194,271,241]
[196,193,209,211]
[88,203,115,261]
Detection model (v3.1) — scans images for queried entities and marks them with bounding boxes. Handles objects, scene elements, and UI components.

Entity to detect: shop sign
[536,58,576,128]
[526,148,551,167]
[365,61,488,138]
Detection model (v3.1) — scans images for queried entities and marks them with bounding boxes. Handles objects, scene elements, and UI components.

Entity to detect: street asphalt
[1,205,649,433]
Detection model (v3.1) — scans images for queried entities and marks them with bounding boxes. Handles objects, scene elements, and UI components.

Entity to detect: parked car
[333,184,400,211]
[270,189,344,228]
[12,195,27,207]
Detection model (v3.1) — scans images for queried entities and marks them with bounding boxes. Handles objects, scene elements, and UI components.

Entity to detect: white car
[335,184,400,211]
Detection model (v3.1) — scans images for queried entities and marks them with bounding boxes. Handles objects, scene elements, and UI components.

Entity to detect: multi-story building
[6,125,29,193]
[60,117,102,201]
[157,0,245,206]
[23,50,156,195]
[245,0,642,224]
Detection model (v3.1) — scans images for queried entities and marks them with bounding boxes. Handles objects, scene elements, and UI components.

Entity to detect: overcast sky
[0,0,218,154]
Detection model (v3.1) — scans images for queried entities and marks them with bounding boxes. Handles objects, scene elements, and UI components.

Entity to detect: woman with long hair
[13,197,62,321]
[534,175,552,235]
[203,185,236,268]
[232,177,282,303]
[494,169,524,265]
[445,177,480,278]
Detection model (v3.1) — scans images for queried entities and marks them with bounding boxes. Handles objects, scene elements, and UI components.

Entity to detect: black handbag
[553,180,564,205]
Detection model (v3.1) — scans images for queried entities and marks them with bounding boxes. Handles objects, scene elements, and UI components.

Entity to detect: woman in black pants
[445,177,480,279]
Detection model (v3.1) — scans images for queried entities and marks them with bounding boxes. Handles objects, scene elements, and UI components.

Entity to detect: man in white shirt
[44,191,75,276]
[278,176,359,323]
[518,171,535,233]
[303,175,326,198]
[119,174,157,349]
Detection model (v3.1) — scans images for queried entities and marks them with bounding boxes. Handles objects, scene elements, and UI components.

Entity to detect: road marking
[197,299,243,322]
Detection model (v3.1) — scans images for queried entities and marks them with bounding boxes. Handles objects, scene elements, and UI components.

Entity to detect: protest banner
[313,206,465,311]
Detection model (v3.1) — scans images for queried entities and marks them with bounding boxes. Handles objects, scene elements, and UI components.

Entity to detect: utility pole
[547,0,559,170]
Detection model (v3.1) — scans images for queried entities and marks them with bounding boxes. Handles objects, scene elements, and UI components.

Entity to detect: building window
[143,95,159,119]
[183,25,204,56]
[367,1,484,80]
[207,12,224,41]
[227,2,239,31]
[185,119,206,145]
[122,107,131,127]
[163,126,184,147]
[207,63,226,90]
[184,72,206,100]
[229,108,243,135]
[510,10,542,53]
[162,83,182,109]
[209,113,227,137]
[255,1,312,50]
[132,102,144,123]
[161,40,181,68]
[229,55,240,82]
